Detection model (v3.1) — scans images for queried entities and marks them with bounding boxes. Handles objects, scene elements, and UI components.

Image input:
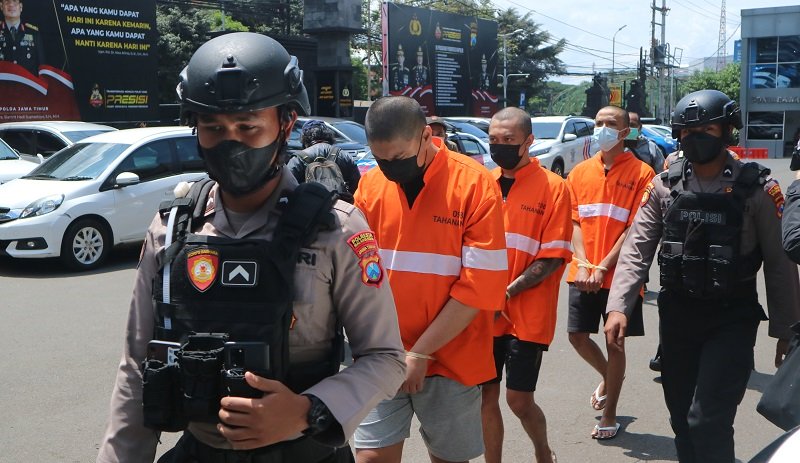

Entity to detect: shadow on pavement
[0,242,141,278]
[595,416,678,461]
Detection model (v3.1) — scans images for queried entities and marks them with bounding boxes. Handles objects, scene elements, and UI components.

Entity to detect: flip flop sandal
[591,422,621,440]
[590,383,607,410]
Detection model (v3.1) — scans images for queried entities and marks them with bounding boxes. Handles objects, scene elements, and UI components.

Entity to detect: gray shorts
[354,375,484,461]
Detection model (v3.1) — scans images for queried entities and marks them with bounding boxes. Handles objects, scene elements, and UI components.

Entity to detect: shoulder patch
[763,178,785,218]
[641,182,655,206]
[346,231,384,287]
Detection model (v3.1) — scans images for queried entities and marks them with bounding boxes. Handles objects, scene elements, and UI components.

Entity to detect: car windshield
[0,140,17,160]
[332,122,368,145]
[23,142,128,180]
[62,129,115,143]
[531,122,563,139]
[446,120,488,139]
[646,126,672,138]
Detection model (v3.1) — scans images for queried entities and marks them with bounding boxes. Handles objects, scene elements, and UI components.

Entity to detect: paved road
[0,158,795,462]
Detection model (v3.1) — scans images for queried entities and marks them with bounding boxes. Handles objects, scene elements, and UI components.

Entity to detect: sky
[490,0,800,84]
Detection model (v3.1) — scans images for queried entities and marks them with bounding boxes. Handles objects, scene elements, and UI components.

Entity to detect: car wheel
[60,218,111,271]
[551,159,565,178]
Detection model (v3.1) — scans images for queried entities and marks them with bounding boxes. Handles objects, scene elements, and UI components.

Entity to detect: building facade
[740,6,800,158]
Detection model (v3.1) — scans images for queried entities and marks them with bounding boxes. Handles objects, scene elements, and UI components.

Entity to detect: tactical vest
[142,180,343,432]
[658,158,766,300]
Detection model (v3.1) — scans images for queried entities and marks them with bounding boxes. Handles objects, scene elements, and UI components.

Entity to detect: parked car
[0,121,117,163]
[642,124,679,156]
[445,117,490,137]
[0,127,206,270]
[0,138,38,184]
[443,118,490,143]
[529,116,595,177]
[288,117,369,162]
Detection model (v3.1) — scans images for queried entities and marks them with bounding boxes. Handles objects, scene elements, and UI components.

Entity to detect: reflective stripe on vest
[577,203,630,223]
[380,246,507,275]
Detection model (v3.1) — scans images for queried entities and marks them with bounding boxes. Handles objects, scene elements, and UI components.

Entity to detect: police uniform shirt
[606,152,800,340]
[413,64,429,87]
[0,21,44,75]
[97,167,406,462]
[391,65,410,91]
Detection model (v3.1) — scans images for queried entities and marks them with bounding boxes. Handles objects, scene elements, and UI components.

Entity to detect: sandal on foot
[591,422,621,440]
[590,383,607,410]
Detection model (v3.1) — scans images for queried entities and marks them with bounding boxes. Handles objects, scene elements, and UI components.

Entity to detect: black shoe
[649,354,662,372]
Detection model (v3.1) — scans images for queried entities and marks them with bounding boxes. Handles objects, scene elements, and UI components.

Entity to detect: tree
[679,62,741,102]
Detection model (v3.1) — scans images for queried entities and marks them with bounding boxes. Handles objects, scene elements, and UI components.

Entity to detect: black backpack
[299,147,348,195]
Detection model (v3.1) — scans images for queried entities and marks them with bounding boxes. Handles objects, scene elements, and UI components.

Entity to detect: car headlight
[20,194,64,219]
[531,147,552,156]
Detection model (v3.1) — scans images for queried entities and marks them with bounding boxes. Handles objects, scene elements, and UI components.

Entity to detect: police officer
[605,89,800,463]
[96,32,405,463]
[0,0,44,75]
[412,46,429,88]
[390,44,410,91]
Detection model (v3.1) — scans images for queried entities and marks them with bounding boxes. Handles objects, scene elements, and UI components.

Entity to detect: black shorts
[567,285,645,336]
[484,335,547,392]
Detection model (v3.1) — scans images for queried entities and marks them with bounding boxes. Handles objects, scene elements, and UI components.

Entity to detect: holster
[142,359,187,432]
[178,333,228,423]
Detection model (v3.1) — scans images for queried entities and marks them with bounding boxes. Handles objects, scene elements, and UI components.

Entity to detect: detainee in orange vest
[353,96,508,463]
[565,106,655,440]
[481,107,572,463]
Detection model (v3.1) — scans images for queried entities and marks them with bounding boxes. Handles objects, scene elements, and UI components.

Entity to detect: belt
[173,432,336,463]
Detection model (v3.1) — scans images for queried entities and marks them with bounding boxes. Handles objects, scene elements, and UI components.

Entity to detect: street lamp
[500,28,524,107]
[611,24,627,83]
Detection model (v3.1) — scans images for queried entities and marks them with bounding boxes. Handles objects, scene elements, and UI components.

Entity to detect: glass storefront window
[778,63,800,88]
[749,112,784,125]
[778,35,800,63]
[755,37,778,63]
[748,126,783,140]
[751,64,777,88]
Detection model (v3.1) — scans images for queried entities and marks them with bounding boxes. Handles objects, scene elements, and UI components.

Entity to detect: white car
[0,138,38,184]
[0,127,206,270]
[529,116,595,177]
[0,121,117,163]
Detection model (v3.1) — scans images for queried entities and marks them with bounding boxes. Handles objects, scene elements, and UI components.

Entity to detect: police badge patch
[187,248,219,292]
[347,231,384,287]
[764,179,785,218]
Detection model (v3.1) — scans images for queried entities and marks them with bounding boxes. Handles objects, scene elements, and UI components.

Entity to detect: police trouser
[157,432,355,463]
[658,290,760,463]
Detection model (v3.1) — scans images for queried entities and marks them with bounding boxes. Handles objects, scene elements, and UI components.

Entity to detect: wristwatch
[302,394,334,437]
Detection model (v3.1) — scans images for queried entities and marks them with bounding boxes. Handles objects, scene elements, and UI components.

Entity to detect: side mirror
[115,171,140,187]
[563,133,578,142]
[36,153,44,164]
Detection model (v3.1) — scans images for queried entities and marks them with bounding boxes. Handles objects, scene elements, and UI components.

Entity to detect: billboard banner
[0,0,158,122]
[381,2,498,117]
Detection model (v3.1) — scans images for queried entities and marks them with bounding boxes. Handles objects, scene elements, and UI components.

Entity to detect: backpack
[300,147,348,195]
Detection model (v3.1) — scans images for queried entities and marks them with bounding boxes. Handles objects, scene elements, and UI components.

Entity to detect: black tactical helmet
[177,32,310,122]
[671,89,742,140]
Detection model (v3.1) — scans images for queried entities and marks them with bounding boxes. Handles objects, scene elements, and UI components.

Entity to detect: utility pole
[717,0,727,71]
[366,0,372,100]
[651,0,669,122]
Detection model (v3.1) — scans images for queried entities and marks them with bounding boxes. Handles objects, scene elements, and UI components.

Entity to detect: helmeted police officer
[96,32,405,463]
[604,89,800,463]
[0,0,44,75]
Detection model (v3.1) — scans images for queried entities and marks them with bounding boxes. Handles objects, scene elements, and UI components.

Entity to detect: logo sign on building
[0,0,158,122]
[381,3,499,116]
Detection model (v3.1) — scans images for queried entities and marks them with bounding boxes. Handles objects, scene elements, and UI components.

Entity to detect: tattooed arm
[506,258,564,298]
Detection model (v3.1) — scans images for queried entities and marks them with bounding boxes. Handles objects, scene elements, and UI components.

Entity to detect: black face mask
[681,132,725,165]
[490,143,523,170]
[376,135,425,184]
[199,135,283,197]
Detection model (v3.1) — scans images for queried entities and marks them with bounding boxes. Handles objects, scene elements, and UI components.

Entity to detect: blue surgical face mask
[593,126,621,152]
[625,127,641,140]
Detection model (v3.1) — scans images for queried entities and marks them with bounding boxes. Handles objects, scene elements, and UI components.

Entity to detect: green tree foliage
[527,81,590,116]
[496,8,565,111]
[679,62,741,102]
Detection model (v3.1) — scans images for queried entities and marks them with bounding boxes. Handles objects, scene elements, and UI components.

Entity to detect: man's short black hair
[492,107,532,138]
[627,111,643,128]
[301,120,336,148]
[365,96,426,143]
